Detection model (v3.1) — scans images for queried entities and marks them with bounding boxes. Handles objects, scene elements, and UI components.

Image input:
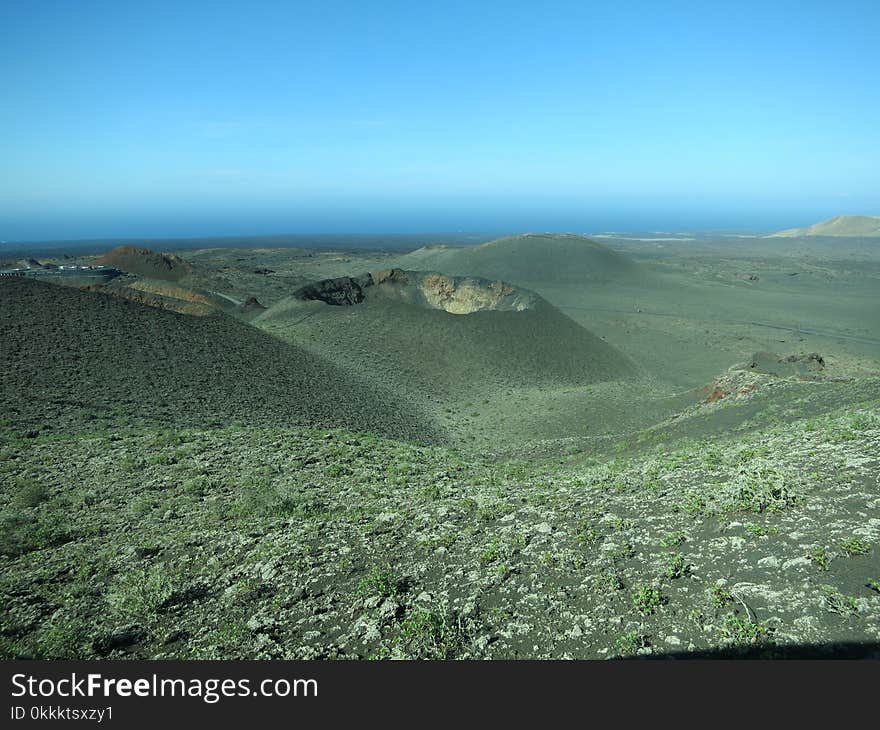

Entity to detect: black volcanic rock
[295,274,373,306]
[242,296,266,311]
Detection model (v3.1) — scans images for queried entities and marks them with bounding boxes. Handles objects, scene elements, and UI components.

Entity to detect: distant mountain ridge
[770,215,880,237]
[95,245,193,280]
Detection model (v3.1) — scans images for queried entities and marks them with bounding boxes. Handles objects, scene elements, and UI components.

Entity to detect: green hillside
[0,278,440,442]
[255,272,635,404]
[393,233,643,286]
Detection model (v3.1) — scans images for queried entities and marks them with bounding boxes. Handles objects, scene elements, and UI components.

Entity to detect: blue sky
[1,0,878,239]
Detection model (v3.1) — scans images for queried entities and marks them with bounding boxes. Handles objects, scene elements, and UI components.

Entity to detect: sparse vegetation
[108,565,176,623]
[744,522,778,538]
[806,546,831,571]
[664,553,688,579]
[593,567,625,594]
[820,585,859,616]
[632,585,664,615]
[839,538,871,556]
[722,615,774,646]
[2,237,880,661]
[659,530,686,548]
[394,608,468,659]
[358,566,404,600]
[710,585,733,610]
[614,631,649,657]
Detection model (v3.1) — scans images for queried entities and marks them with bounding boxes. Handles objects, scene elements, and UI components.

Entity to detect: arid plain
[2,224,879,658]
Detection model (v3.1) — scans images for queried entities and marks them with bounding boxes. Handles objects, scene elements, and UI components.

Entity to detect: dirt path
[209,290,243,306]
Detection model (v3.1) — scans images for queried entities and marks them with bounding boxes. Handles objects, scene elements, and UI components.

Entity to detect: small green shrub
[609,540,636,562]
[820,585,859,616]
[839,538,871,556]
[576,522,601,546]
[682,493,706,515]
[659,531,686,548]
[722,615,773,646]
[614,631,649,657]
[632,585,664,615]
[396,609,467,659]
[664,553,688,579]
[710,585,733,610]
[806,545,831,571]
[107,565,175,622]
[358,566,402,599]
[592,567,624,594]
[744,522,778,538]
[479,540,501,565]
[325,464,352,478]
[722,471,800,513]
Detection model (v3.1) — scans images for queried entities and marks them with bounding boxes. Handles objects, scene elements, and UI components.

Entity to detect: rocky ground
[2,398,878,659]
[2,236,878,660]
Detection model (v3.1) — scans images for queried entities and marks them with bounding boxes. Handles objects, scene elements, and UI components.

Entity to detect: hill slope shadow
[0,278,442,442]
